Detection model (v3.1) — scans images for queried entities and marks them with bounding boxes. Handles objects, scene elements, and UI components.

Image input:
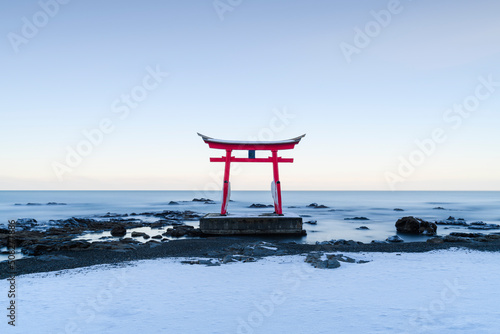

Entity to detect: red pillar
[271,150,283,215]
[221,149,232,215]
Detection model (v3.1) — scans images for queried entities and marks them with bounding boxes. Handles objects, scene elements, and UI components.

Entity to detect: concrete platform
[199,213,305,235]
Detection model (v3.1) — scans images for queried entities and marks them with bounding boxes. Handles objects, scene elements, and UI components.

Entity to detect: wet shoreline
[3,236,500,279]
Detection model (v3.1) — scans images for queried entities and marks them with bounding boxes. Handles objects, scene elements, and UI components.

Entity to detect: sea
[1,191,499,261]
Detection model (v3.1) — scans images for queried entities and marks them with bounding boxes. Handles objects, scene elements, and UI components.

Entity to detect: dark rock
[37,255,72,261]
[152,235,163,239]
[450,232,484,238]
[326,259,341,269]
[222,255,236,264]
[168,201,179,205]
[443,235,470,242]
[427,237,444,244]
[46,202,67,205]
[181,259,220,266]
[344,217,369,221]
[249,203,274,208]
[26,203,42,206]
[326,254,356,263]
[313,261,327,269]
[304,220,317,225]
[131,231,150,239]
[435,218,468,226]
[307,203,329,208]
[110,225,127,237]
[386,235,404,243]
[16,218,38,231]
[193,198,213,202]
[395,216,437,235]
[433,207,445,210]
[468,222,500,230]
[305,253,322,263]
[163,225,201,238]
[394,208,404,211]
[356,226,369,230]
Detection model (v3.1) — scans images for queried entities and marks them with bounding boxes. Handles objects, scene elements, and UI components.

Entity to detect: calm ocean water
[1,191,499,244]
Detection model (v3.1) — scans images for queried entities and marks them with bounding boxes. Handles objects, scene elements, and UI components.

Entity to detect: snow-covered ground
[2,249,500,333]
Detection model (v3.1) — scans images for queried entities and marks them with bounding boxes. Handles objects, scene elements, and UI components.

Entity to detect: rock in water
[110,225,127,237]
[249,203,273,208]
[386,235,404,243]
[395,216,437,235]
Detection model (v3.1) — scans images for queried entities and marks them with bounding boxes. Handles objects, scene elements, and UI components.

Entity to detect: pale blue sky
[1,0,499,190]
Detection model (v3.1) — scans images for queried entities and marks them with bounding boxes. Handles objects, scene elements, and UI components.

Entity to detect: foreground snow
[1,249,500,333]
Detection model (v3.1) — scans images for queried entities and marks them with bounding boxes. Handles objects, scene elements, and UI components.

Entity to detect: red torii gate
[198,133,305,216]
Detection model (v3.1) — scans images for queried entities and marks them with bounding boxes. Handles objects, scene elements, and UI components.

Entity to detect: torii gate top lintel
[197,133,305,151]
[198,133,305,216]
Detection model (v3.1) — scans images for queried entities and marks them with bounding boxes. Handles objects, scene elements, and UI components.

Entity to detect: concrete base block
[200,213,305,235]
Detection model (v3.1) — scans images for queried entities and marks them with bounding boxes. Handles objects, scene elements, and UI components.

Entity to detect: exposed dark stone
[131,231,150,239]
[304,220,317,225]
[326,254,356,263]
[427,237,444,244]
[356,226,369,230]
[386,235,404,243]
[435,218,468,226]
[443,235,470,242]
[450,232,485,238]
[326,258,341,269]
[46,202,67,205]
[433,207,445,210]
[249,203,274,208]
[395,216,437,235]
[110,225,127,237]
[344,217,369,221]
[307,203,329,208]
[163,225,202,238]
[168,201,179,205]
[193,198,213,202]
[305,253,322,263]
[394,208,404,211]
[16,218,38,231]
[468,222,500,230]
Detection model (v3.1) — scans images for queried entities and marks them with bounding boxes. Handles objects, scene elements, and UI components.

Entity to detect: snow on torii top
[197,133,306,151]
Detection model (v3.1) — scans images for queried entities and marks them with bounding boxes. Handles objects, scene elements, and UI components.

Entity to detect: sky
[1,0,499,191]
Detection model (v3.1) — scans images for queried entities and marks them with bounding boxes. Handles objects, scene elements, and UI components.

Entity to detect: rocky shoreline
[2,234,500,279]
[2,209,500,279]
